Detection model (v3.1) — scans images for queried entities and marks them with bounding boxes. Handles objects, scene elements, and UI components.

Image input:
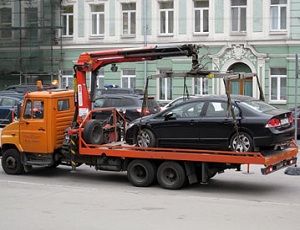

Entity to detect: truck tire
[127,160,157,187]
[83,119,104,144]
[2,149,24,175]
[157,161,186,190]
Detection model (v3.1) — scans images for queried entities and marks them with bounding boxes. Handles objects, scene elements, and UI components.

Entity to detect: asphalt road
[1,153,300,230]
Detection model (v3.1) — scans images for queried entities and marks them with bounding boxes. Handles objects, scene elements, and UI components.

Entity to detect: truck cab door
[19,99,48,153]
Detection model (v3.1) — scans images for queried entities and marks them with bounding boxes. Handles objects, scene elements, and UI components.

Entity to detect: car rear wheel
[230,132,254,152]
[136,129,156,147]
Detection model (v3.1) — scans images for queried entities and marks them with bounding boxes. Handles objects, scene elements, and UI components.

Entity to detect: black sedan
[125,95,295,152]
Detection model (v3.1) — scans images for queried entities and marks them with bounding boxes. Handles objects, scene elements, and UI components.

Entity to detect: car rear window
[106,98,136,107]
[241,100,276,112]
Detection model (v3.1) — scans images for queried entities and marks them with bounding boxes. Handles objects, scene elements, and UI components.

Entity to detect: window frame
[231,0,247,33]
[122,69,136,88]
[193,78,209,95]
[159,1,174,35]
[270,0,287,32]
[61,5,74,37]
[0,7,12,39]
[25,7,38,39]
[269,68,287,104]
[62,75,74,89]
[122,3,136,36]
[193,1,209,34]
[157,69,173,101]
[90,4,105,37]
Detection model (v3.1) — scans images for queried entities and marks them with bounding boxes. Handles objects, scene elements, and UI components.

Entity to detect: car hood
[130,114,155,124]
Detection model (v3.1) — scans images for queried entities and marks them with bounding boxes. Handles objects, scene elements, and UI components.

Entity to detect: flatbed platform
[78,140,298,174]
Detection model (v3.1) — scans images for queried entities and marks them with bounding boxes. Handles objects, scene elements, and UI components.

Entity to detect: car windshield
[240,100,276,113]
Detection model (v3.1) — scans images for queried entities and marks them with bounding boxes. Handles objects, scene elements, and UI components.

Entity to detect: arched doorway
[227,62,252,96]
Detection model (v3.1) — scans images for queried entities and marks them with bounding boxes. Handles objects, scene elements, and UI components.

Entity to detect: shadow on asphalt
[13,164,282,196]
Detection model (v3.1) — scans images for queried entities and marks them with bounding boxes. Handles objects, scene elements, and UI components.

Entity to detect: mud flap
[184,161,198,185]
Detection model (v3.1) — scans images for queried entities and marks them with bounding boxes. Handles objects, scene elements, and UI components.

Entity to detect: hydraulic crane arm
[73,44,201,124]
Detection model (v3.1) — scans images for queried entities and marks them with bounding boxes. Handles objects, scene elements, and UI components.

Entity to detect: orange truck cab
[1,90,75,173]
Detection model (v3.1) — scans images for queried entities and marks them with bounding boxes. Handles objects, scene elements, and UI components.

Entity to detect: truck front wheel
[157,161,186,190]
[127,160,157,187]
[2,149,24,175]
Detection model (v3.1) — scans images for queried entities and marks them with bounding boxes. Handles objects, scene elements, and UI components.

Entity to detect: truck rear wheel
[2,149,24,175]
[127,160,157,187]
[83,119,104,144]
[157,161,186,190]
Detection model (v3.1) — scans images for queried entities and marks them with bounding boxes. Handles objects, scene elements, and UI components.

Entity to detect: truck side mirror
[16,103,22,119]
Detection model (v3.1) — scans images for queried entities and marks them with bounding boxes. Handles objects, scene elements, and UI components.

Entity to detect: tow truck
[1,44,298,190]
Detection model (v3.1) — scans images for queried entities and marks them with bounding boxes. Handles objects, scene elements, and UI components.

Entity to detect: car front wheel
[230,132,254,152]
[136,129,156,147]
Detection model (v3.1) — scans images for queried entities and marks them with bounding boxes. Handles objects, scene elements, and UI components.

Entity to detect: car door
[150,101,204,148]
[199,101,240,149]
[19,99,49,153]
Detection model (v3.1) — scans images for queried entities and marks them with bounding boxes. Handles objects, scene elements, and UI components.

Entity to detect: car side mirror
[164,112,175,121]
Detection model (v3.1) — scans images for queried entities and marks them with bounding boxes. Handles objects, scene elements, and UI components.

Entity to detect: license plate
[281,118,289,125]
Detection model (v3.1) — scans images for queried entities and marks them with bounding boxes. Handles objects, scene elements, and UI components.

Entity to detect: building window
[159,1,174,35]
[270,0,287,31]
[231,0,247,32]
[62,6,73,37]
[194,78,208,95]
[91,4,104,36]
[194,1,209,33]
[25,7,38,39]
[122,69,136,88]
[270,68,286,102]
[62,75,73,89]
[158,69,172,100]
[0,8,12,39]
[122,3,136,36]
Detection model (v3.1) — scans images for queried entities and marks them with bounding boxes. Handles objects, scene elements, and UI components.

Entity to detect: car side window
[206,102,227,117]
[1,98,16,106]
[169,101,204,118]
[58,99,69,111]
[23,100,44,119]
[94,98,105,108]
[23,100,32,119]
[205,102,239,117]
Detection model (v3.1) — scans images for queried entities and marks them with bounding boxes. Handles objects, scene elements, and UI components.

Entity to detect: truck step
[24,160,52,166]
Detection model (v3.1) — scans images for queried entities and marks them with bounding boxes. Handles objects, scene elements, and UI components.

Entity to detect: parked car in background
[0,94,23,127]
[96,88,144,97]
[126,95,295,152]
[1,83,57,94]
[93,94,161,122]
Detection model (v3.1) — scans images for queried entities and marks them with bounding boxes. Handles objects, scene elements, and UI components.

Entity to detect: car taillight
[289,114,294,123]
[265,118,281,128]
[137,108,150,115]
